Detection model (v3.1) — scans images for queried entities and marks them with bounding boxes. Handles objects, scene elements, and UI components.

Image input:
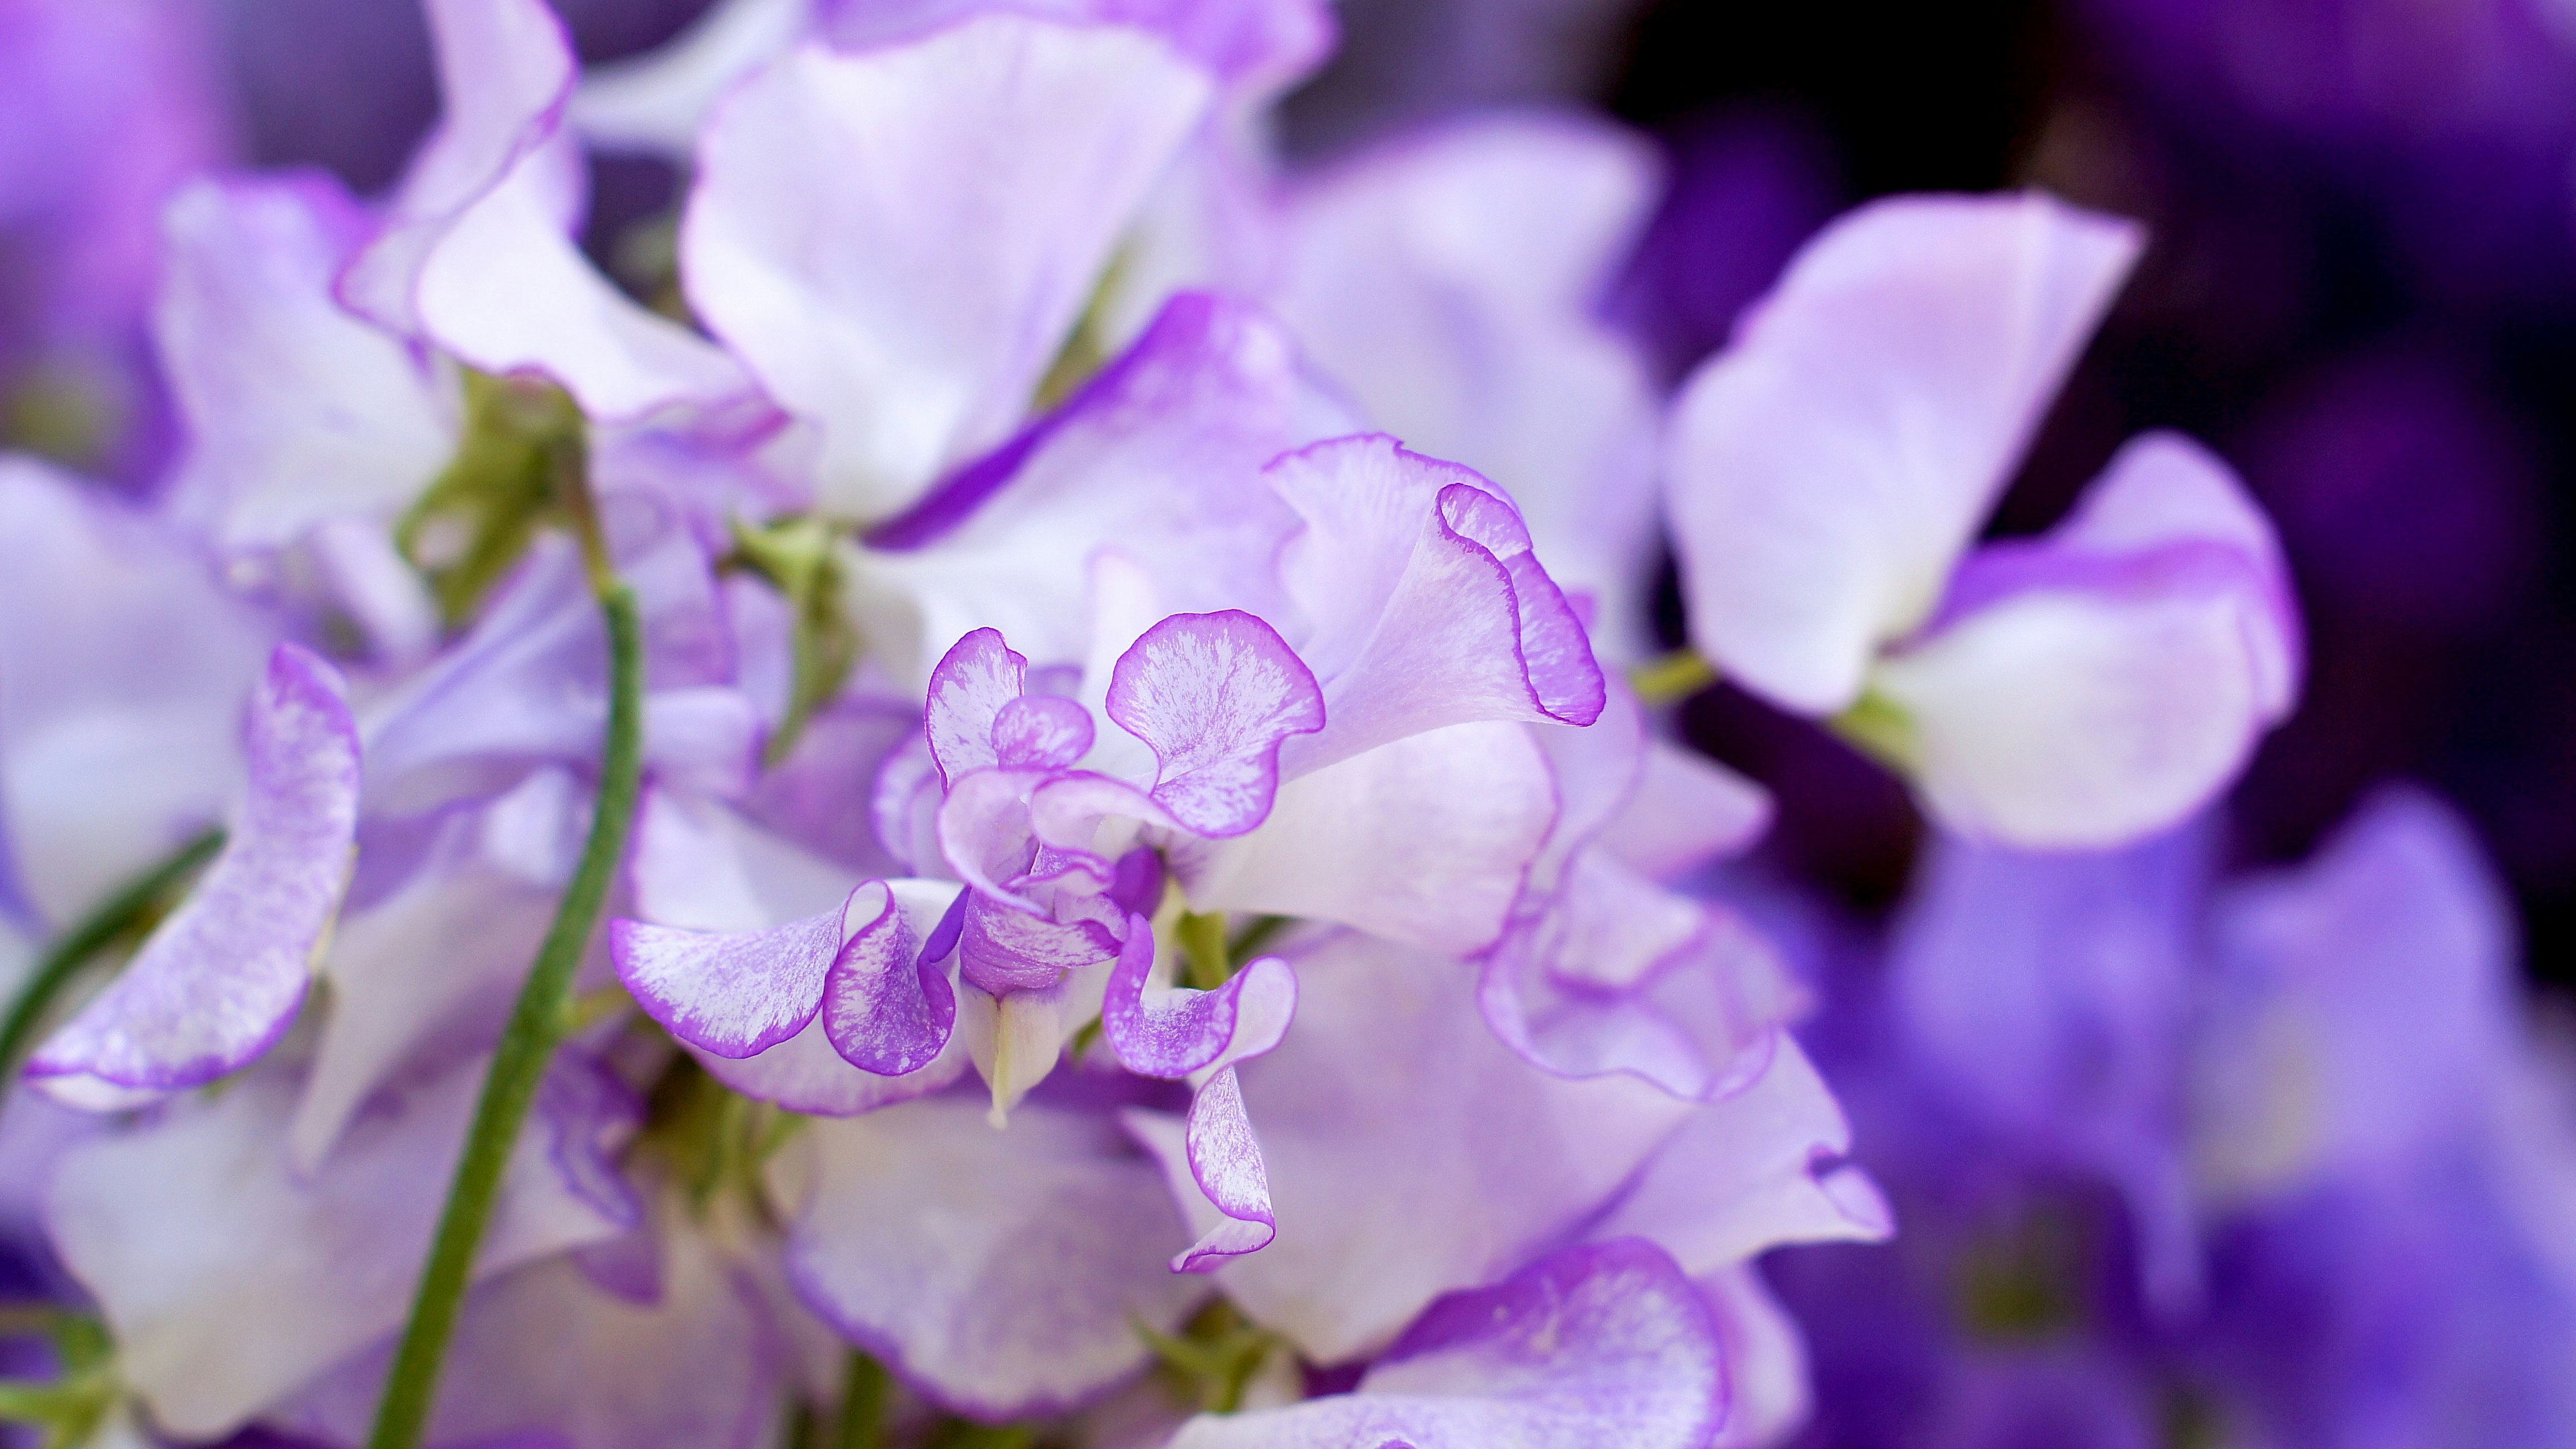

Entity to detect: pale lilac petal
[1269,436,1604,773]
[1103,922,1297,1079]
[1872,438,2300,848]
[569,0,812,154]
[340,0,752,421]
[776,1097,1205,1417]
[1106,610,1324,837]
[46,1056,636,1438]
[0,456,272,926]
[1701,1266,1814,1449]
[856,292,1319,682]
[1130,930,1695,1361]
[820,878,961,1075]
[1166,1240,1723,1449]
[154,173,456,552]
[681,16,1215,518]
[1589,1033,1893,1273]
[1665,192,2145,714]
[628,784,859,932]
[1601,741,1773,880]
[1175,721,1554,957]
[276,1227,779,1449]
[361,523,741,816]
[934,765,1057,910]
[289,769,580,1170]
[1275,114,1664,653]
[924,627,1028,786]
[32,645,360,1106]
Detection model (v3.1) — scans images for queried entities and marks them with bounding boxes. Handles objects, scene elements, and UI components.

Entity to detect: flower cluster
[11,0,2551,1447]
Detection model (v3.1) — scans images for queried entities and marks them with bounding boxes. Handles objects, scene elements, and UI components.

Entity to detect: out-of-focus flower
[1664,193,2303,849]
[1773,786,2576,1448]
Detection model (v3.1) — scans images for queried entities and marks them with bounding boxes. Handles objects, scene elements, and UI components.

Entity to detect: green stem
[1628,649,1717,708]
[1176,910,1231,991]
[0,828,223,1091]
[365,582,645,1449]
[833,1353,889,1449]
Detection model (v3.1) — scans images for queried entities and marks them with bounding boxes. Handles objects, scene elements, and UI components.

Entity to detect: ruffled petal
[614,906,843,1061]
[32,645,360,1107]
[1142,1063,1279,1272]
[775,1097,1205,1418]
[821,878,962,1075]
[924,627,1028,787]
[569,0,812,154]
[1872,435,2302,847]
[1128,929,1695,1362]
[1664,192,2145,714]
[339,0,752,421]
[1268,436,1604,773]
[680,15,1215,518]
[1175,720,1554,957]
[1106,610,1324,837]
[1167,1240,1724,1449]
[1102,920,1296,1079]
[154,173,455,553]
[46,1055,637,1438]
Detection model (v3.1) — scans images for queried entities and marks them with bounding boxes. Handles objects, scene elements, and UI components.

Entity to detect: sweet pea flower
[1664,192,2302,848]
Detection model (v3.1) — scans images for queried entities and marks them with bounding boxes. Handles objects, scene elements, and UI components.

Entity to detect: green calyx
[0,1309,119,1449]
[398,371,588,627]
[1138,1299,1287,1415]
[728,515,863,768]
[1829,687,1922,774]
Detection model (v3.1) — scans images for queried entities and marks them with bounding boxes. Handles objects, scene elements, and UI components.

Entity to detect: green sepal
[728,515,863,769]
[397,371,588,628]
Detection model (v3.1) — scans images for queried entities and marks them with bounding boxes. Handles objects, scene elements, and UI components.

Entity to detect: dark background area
[215,0,2576,986]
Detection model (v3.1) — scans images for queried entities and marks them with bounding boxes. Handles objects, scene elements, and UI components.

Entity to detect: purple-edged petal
[1701,1266,1815,1449]
[155,173,456,552]
[1106,610,1324,837]
[1103,921,1296,1079]
[46,1055,636,1438]
[614,908,843,1061]
[276,1222,780,1449]
[680,16,1214,519]
[700,1010,972,1117]
[1128,929,1695,1361]
[32,645,360,1108]
[1167,1065,1277,1271]
[1873,435,2301,848]
[1175,720,1554,957]
[1167,1240,1724,1449]
[924,627,1029,786]
[1268,436,1604,773]
[0,457,272,926]
[1589,1033,1892,1272]
[992,694,1095,769]
[856,292,1320,682]
[957,888,1120,998]
[1664,192,2145,714]
[339,0,752,421]
[1275,114,1662,655]
[775,1097,1205,1418]
[820,879,960,1075]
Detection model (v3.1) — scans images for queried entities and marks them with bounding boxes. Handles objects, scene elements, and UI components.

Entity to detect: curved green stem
[0,828,222,1091]
[365,581,645,1449]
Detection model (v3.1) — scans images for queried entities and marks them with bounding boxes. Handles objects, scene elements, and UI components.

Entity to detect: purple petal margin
[30,645,360,1106]
[1105,611,1325,839]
